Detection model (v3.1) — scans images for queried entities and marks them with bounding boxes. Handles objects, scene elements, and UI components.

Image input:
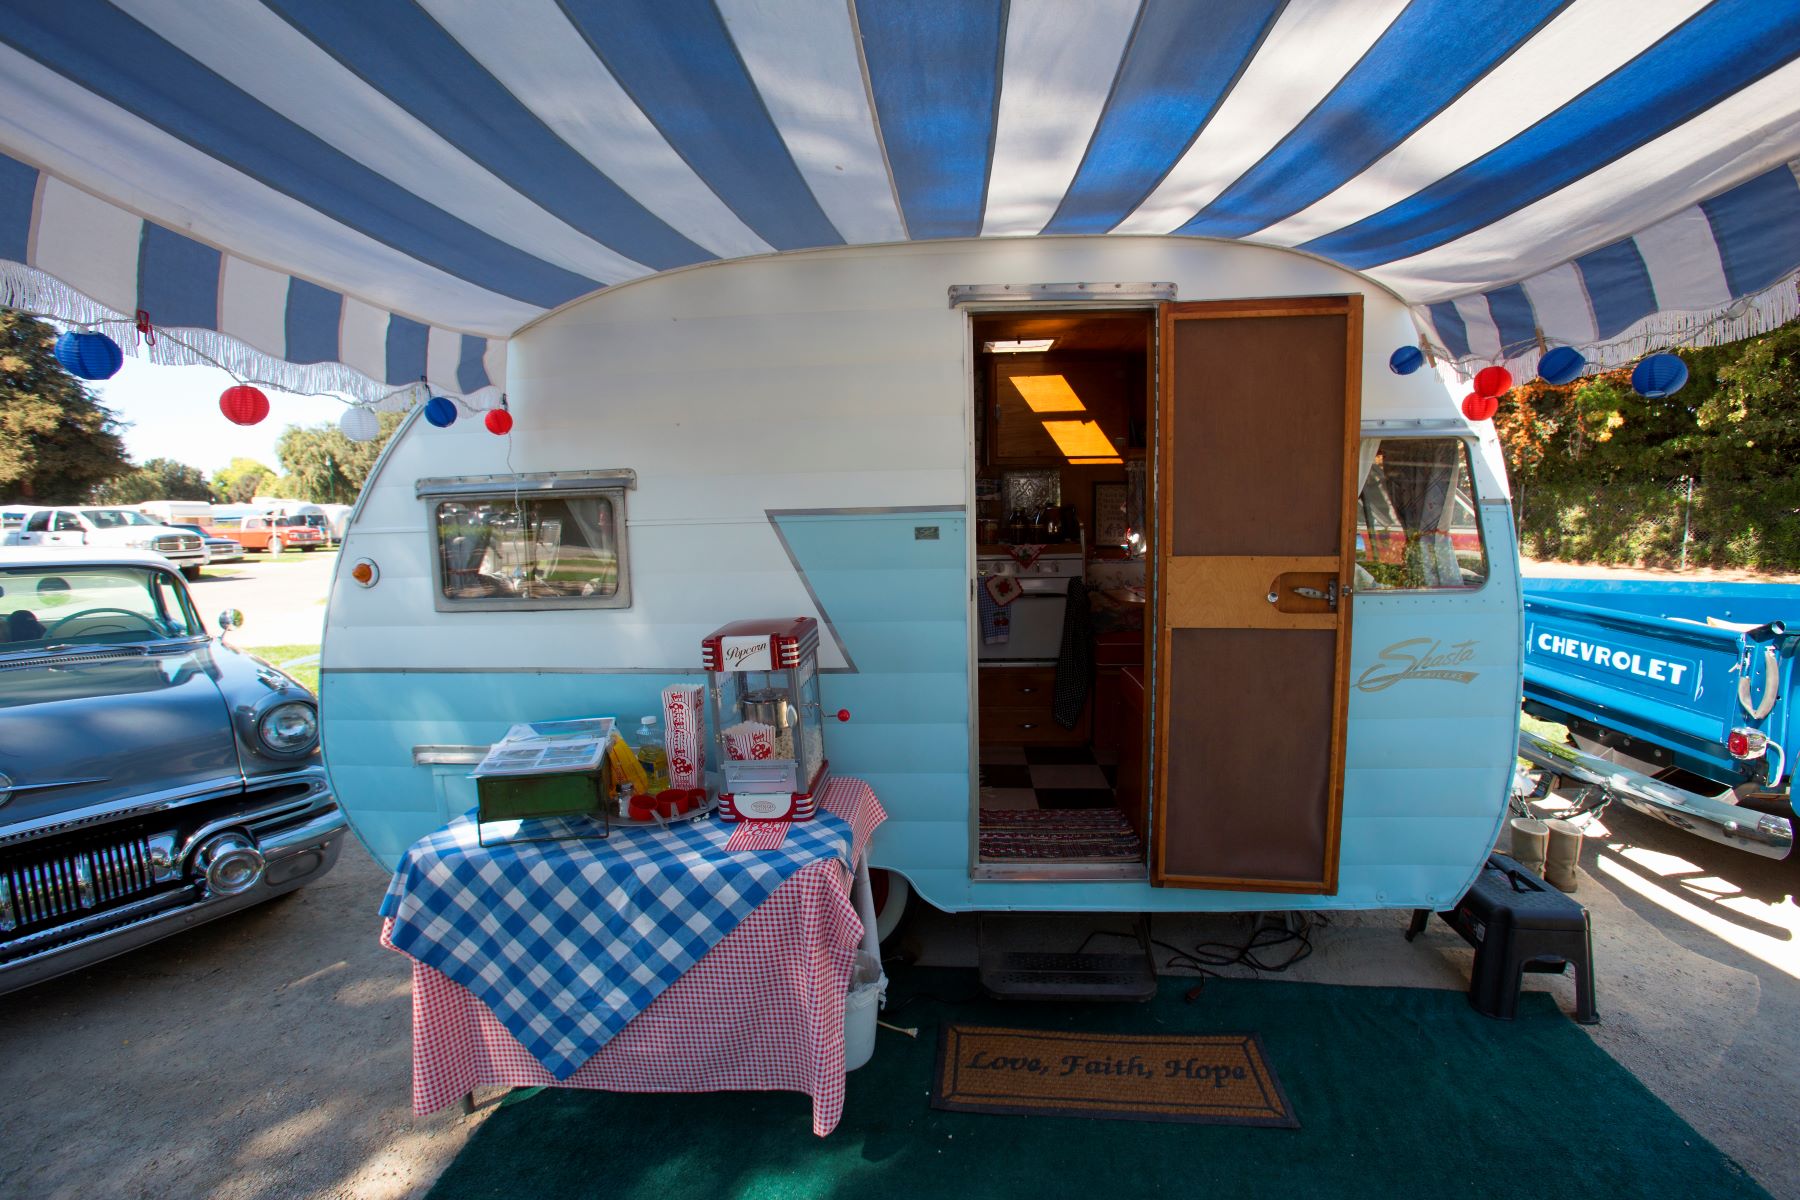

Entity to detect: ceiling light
[984,339,1054,354]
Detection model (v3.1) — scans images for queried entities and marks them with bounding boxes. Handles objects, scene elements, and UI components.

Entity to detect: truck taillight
[1727,727,1768,759]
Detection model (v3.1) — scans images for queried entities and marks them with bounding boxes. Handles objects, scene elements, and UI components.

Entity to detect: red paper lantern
[484,408,513,435]
[219,384,270,426]
[1473,365,1513,397]
[1462,392,1499,422]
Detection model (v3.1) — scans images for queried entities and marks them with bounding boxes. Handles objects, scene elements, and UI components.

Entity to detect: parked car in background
[203,508,325,555]
[3,507,207,580]
[1,507,39,536]
[170,523,245,567]
[0,546,347,994]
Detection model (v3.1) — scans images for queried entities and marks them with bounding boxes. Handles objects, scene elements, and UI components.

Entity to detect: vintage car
[0,546,347,994]
[202,508,325,555]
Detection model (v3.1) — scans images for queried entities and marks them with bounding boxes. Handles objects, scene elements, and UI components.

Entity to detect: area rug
[932,1025,1296,1127]
[978,808,1143,862]
[422,967,1771,1200]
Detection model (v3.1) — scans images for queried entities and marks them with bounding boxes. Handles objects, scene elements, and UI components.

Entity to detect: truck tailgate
[1522,581,1796,792]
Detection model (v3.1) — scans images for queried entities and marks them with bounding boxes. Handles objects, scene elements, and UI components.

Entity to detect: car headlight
[257,702,318,753]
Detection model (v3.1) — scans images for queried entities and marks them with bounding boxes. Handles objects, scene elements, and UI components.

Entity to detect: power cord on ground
[1078,912,1327,1002]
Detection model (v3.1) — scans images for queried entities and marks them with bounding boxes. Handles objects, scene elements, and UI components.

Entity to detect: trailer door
[1151,296,1362,892]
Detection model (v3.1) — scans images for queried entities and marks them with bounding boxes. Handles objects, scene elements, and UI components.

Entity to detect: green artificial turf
[424,967,1767,1200]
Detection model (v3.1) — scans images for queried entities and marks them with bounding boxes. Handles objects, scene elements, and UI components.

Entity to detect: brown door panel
[1151,296,1362,893]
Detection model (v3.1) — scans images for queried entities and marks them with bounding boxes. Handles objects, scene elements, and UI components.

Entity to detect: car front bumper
[0,773,349,994]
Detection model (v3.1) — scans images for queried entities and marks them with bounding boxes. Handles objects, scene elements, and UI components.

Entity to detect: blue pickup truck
[1517,578,1796,859]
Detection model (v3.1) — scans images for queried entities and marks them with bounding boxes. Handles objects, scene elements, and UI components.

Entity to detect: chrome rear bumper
[1518,730,1793,859]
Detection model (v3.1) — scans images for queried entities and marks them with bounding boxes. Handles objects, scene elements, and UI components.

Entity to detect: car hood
[0,645,242,827]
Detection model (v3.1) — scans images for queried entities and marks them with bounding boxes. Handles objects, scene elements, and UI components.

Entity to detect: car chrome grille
[151,534,202,553]
[0,832,177,934]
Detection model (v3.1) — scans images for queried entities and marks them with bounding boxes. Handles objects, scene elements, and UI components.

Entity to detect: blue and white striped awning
[1,0,1798,401]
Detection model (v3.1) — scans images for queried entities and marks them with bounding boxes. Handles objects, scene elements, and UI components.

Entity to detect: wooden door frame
[1148,294,1363,892]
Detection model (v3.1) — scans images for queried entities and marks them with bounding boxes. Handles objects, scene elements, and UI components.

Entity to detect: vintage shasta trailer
[321,235,1521,919]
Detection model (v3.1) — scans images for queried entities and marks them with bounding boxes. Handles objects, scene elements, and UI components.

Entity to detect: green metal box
[475,761,611,823]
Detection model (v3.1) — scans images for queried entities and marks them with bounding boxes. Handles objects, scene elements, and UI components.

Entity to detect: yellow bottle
[633,716,671,794]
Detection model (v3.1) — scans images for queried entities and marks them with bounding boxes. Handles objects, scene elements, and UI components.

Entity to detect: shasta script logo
[1355,638,1479,692]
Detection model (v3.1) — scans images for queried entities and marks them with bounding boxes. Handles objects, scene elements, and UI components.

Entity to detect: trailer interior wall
[322,236,1520,913]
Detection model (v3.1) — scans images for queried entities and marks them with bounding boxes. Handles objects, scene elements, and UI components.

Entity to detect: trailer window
[1354,438,1487,591]
[429,488,630,611]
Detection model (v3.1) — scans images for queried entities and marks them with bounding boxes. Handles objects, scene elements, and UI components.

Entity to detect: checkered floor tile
[977,744,1120,812]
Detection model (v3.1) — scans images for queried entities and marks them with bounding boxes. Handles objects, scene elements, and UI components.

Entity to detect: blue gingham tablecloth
[379,803,856,1080]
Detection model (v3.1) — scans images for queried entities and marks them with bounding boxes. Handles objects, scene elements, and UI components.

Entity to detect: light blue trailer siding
[324,505,1519,914]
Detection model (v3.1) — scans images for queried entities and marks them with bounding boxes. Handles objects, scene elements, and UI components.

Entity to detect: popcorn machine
[701,618,830,821]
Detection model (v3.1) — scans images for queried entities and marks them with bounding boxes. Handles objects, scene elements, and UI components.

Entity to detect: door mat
[978,808,1144,861]
[932,1024,1296,1127]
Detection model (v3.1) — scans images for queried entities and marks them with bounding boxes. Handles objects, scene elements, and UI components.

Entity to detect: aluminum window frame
[418,470,636,613]
[1353,431,1491,595]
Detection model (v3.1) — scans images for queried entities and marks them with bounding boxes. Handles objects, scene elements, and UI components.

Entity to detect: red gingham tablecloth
[382,778,886,1136]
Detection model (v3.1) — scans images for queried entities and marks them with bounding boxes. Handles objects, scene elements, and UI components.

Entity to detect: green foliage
[272,411,403,503]
[211,457,277,504]
[93,456,210,504]
[0,311,132,502]
[1500,318,1800,570]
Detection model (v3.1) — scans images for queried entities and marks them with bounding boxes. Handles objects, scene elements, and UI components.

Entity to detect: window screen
[1354,438,1487,591]
[430,488,630,610]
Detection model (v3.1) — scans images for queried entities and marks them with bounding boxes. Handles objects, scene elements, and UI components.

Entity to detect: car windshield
[276,516,312,528]
[80,509,156,528]
[0,565,204,652]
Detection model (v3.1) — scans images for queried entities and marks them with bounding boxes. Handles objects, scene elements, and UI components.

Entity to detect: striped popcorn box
[661,684,706,789]
[724,721,776,761]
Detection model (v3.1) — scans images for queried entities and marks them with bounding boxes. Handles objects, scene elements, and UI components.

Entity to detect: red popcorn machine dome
[701,618,830,822]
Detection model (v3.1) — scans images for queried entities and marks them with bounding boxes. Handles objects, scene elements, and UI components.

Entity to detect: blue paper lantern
[1388,345,1425,375]
[423,396,458,428]
[1631,353,1689,398]
[1536,346,1586,386]
[52,330,124,380]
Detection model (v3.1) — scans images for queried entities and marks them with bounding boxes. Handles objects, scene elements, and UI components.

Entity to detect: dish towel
[980,579,1013,644]
[1053,577,1094,728]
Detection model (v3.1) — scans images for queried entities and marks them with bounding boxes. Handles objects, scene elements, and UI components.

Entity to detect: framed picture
[1093,481,1129,546]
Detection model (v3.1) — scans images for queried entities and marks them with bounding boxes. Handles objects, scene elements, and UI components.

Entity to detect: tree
[273,412,403,503]
[0,310,132,501]
[93,457,211,504]
[211,457,277,504]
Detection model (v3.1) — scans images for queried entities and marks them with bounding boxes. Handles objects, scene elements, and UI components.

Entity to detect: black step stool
[1406,853,1598,1025]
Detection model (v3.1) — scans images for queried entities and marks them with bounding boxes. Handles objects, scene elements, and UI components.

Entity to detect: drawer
[980,705,1080,745]
[978,666,1056,707]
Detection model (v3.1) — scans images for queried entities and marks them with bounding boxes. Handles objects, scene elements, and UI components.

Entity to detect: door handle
[1291,583,1337,608]
[1268,575,1338,611]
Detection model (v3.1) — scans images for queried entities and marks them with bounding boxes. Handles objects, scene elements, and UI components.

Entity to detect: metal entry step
[977,917,1157,1002]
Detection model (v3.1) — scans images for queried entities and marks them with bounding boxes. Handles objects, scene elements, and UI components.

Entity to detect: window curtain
[1380,441,1463,586]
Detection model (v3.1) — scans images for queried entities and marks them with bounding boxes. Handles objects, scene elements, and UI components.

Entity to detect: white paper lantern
[340,404,380,442]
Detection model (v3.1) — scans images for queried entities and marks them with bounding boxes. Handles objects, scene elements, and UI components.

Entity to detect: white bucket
[843,951,885,1072]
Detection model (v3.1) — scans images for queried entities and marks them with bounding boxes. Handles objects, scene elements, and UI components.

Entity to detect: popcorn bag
[724,721,777,762]
[661,684,707,790]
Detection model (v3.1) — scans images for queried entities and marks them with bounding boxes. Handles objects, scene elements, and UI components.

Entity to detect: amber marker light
[350,559,380,587]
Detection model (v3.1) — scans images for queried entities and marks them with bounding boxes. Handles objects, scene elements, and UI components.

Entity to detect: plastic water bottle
[634,716,670,793]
